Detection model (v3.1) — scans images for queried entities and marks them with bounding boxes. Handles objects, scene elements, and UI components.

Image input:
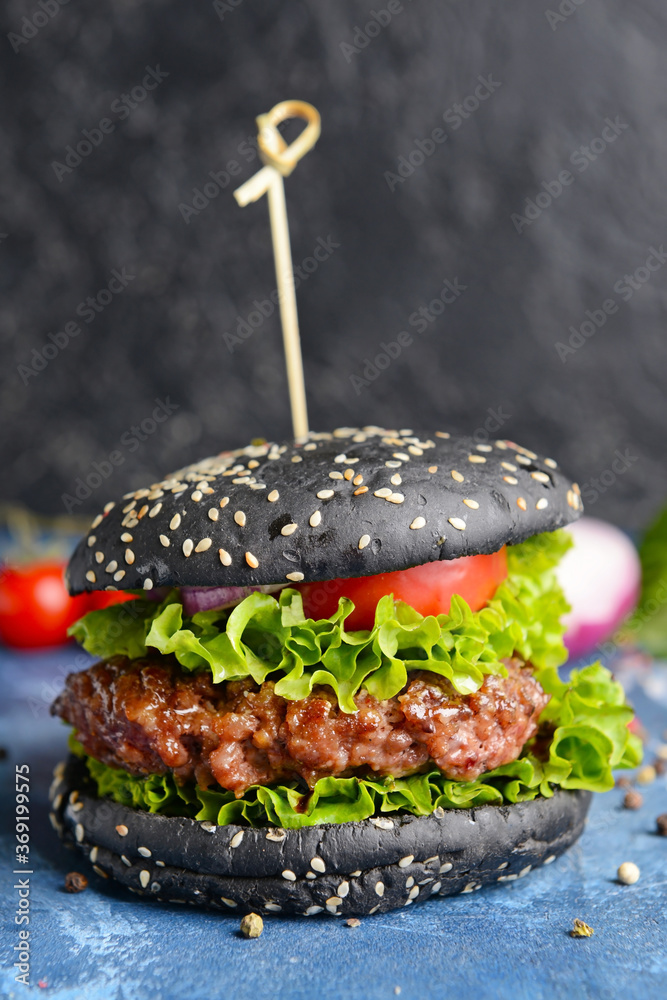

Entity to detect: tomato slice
[296,548,508,630]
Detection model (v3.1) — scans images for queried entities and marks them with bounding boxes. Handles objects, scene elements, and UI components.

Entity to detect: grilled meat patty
[52,657,548,795]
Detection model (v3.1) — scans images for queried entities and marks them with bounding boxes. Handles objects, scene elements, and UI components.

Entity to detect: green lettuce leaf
[70,661,640,829]
[69,530,572,712]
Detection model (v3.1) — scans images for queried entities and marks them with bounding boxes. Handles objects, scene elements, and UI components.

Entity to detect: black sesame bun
[51,756,591,917]
[66,428,582,594]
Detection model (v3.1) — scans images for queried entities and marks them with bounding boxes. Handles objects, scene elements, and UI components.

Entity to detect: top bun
[66,427,582,594]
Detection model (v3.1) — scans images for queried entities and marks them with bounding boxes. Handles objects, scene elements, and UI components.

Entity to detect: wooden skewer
[233,100,321,442]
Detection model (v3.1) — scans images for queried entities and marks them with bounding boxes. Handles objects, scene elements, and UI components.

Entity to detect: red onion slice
[556,517,641,660]
[181,584,287,616]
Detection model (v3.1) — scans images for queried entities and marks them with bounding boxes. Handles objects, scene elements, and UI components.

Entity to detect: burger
[50,427,640,916]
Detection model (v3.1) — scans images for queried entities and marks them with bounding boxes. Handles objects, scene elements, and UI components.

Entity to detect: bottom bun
[50,755,591,916]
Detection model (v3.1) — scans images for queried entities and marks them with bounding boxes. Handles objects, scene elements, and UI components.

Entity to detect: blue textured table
[1,646,666,1000]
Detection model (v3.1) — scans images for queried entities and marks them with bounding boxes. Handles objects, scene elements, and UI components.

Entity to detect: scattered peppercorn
[656,814,667,836]
[615,776,632,790]
[570,919,594,938]
[0,746,7,760]
[653,757,666,776]
[637,765,657,785]
[64,871,88,893]
[623,789,643,810]
[345,917,361,928]
[617,862,640,885]
[239,913,263,939]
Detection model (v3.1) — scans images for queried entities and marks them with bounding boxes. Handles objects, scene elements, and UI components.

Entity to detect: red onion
[556,517,641,660]
[180,584,287,616]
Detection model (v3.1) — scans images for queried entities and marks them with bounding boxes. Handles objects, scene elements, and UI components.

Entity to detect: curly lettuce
[69,530,572,713]
[70,662,641,828]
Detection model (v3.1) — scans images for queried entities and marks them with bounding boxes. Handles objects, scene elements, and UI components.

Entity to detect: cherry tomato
[296,548,508,631]
[0,562,91,649]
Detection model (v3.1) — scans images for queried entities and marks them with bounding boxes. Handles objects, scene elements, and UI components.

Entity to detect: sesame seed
[74,823,84,842]
[310,857,326,873]
[208,508,219,521]
[391,474,402,486]
[123,502,136,514]
[503,476,518,485]
[87,535,97,547]
[358,534,371,549]
[148,503,162,518]
[195,538,212,552]
[317,489,334,499]
[408,886,420,899]
[291,455,302,463]
[476,444,493,452]
[232,477,250,485]
[326,896,342,908]
[531,471,550,484]
[303,443,317,451]
[219,497,229,508]
[218,548,232,566]
[398,855,414,868]
[170,513,181,530]
[408,446,422,456]
[448,517,466,530]
[337,881,350,898]
[385,460,402,468]
[106,560,118,572]
[544,458,557,469]
[230,831,244,848]
[344,468,354,481]
[247,460,260,468]
[393,452,410,461]
[144,579,153,590]
[95,551,104,563]
[159,535,170,547]
[354,486,368,495]
[463,499,479,510]
[468,454,486,464]
[90,847,98,863]
[286,571,304,582]
[282,869,296,881]
[281,523,298,536]
[267,490,279,502]
[375,882,385,897]
[428,466,438,474]
[536,498,549,510]
[137,846,152,858]
[329,471,344,480]
[120,532,133,543]
[410,516,426,530]
[125,549,135,565]
[310,511,321,527]
[386,493,405,504]
[139,870,150,889]
[353,474,364,486]
[85,570,96,583]
[334,454,347,463]
[515,454,531,465]
[190,490,202,502]
[435,431,450,439]
[116,824,128,837]
[451,470,464,482]
[516,497,527,511]
[91,515,103,529]
[374,488,392,498]
[245,551,259,568]
[501,462,517,472]
[137,505,149,519]
[182,539,194,557]
[234,511,246,527]
[113,570,125,582]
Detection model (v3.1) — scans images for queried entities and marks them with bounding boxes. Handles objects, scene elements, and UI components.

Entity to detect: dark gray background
[1,0,665,528]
